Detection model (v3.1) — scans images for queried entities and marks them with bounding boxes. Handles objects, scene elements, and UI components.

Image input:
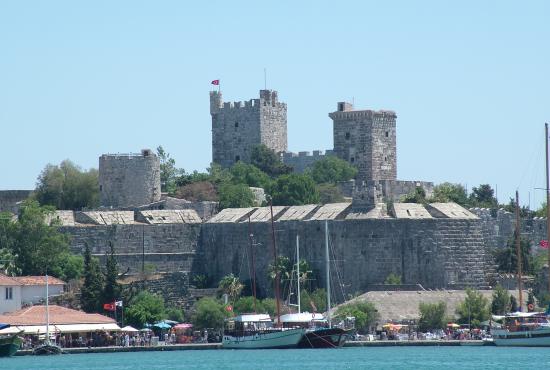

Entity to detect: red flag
[103,302,115,311]
[540,240,549,249]
[211,79,220,85]
[225,305,233,312]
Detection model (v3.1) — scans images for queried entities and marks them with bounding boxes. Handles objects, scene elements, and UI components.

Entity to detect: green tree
[401,187,427,204]
[166,307,185,322]
[157,146,183,195]
[510,295,519,312]
[233,296,264,314]
[230,162,272,189]
[316,183,344,204]
[535,201,547,218]
[250,145,292,177]
[34,160,99,210]
[80,244,105,313]
[494,236,533,275]
[308,156,357,184]
[54,253,83,281]
[418,302,447,332]
[103,242,120,304]
[125,291,166,328]
[430,183,468,206]
[491,285,510,315]
[0,248,21,276]
[9,200,71,277]
[176,181,218,201]
[384,273,402,285]
[218,274,244,303]
[270,174,320,206]
[218,183,255,209]
[191,297,228,330]
[334,301,379,334]
[456,288,490,328]
[469,184,497,208]
[261,298,277,317]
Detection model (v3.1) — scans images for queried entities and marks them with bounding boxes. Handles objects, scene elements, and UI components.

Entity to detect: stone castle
[1,87,545,306]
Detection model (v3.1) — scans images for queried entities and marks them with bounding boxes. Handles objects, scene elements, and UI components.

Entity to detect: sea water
[2,347,550,370]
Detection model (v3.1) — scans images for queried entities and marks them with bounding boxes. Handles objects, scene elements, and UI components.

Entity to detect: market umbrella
[173,323,193,330]
[140,328,152,332]
[121,326,139,332]
[161,320,178,326]
[447,323,460,328]
[153,322,172,329]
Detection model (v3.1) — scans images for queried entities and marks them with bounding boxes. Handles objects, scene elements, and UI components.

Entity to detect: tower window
[99,185,103,192]
[235,122,239,128]
[350,157,355,163]
[385,131,389,137]
[235,155,240,162]
[345,132,350,140]
[384,156,387,161]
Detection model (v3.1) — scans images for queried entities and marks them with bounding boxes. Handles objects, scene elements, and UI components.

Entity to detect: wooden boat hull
[223,328,305,349]
[33,344,63,355]
[0,335,22,357]
[298,328,349,348]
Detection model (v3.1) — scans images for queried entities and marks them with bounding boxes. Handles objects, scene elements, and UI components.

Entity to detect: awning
[0,323,120,335]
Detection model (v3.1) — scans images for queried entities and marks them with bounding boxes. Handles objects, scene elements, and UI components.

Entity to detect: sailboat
[492,126,550,346]
[0,324,23,357]
[280,221,350,348]
[222,203,306,349]
[33,274,63,355]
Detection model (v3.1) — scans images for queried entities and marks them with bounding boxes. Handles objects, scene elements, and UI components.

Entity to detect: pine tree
[80,243,104,313]
[103,242,120,304]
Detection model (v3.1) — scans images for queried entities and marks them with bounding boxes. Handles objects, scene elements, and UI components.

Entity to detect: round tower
[99,149,161,208]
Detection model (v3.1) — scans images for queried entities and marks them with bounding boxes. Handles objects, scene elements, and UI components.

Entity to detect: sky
[1,1,549,207]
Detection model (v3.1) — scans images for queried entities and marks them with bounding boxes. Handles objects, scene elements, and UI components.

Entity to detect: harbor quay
[12,339,490,356]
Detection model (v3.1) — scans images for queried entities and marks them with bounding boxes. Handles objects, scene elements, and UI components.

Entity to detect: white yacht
[223,314,305,349]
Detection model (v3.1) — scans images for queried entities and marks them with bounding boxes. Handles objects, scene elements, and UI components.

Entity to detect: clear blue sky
[1,1,549,207]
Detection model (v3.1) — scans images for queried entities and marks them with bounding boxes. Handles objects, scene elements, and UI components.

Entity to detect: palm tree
[218,273,244,303]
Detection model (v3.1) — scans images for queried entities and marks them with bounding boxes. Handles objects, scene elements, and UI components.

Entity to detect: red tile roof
[0,305,115,326]
[0,274,20,286]
[13,276,65,286]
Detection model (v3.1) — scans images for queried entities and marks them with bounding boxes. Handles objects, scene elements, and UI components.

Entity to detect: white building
[0,274,65,314]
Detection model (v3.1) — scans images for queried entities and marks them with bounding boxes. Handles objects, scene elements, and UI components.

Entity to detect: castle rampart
[281,150,335,173]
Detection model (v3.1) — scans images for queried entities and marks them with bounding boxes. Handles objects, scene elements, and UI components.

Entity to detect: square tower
[210,90,287,168]
[329,102,397,181]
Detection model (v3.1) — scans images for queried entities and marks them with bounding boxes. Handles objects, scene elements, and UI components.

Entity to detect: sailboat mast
[515,191,523,311]
[247,217,257,313]
[296,234,301,314]
[546,122,550,294]
[325,220,331,328]
[269,200,281,326]
[45,274,50,344]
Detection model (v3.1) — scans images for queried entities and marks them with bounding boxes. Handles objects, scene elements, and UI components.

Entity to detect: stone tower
[99,149,161,208]
[329,102,397,182]
[210,90,287,168]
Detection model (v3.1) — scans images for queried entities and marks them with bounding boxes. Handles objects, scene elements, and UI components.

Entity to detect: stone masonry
[99,149,161,208]
[210,90,287,168]
[329,102,397,182]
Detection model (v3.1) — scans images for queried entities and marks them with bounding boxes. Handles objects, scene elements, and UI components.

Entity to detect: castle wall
[281,150,335,173]
[197,218,491,302]
[99,150,161,208]
[0,190,32,213]
[61,223,201,274]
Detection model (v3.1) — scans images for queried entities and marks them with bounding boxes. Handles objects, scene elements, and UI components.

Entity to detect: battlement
[211,90,286,115]
[329,108,396,120]
[281,150,335,172]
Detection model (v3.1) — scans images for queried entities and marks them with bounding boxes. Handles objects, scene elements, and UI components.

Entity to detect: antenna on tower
[264,68,267,90]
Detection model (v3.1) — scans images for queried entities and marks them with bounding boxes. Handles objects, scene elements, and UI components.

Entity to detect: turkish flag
[211,79,220,85]
[103,302,115,311]
[540,240,549,249]
[225,305,233,312]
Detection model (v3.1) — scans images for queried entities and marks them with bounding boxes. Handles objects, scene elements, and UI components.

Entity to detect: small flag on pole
[211,79,220,85]
[103,302,116,311]
[115,300,123,307]
[540,240,549,249]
